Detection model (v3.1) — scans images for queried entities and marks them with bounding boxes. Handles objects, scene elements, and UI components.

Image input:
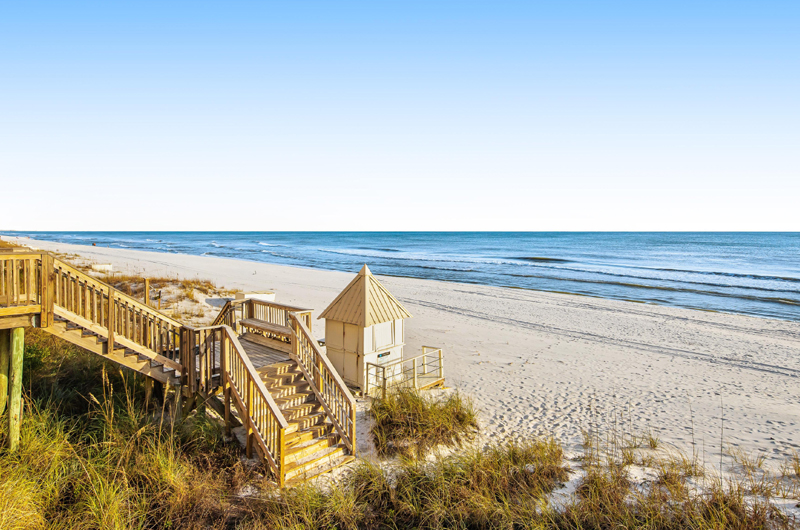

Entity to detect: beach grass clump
[554,471,788,529]
[0,239,25,249]
[246,438,570,529]
[0,332,249,529]
[370,387,478,458]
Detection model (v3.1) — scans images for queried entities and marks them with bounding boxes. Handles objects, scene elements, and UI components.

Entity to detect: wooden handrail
[213,298,314,334]
[365,347,444,398]
[52,259,183,328]
[186,324,289,479]
[289,313,356,453]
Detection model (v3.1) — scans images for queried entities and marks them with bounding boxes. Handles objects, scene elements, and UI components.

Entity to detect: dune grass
[0,330,249,529]
[1,330,797,528]
[369,387,478,459]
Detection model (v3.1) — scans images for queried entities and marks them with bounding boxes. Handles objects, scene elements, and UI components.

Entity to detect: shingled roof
[318,265,412,327]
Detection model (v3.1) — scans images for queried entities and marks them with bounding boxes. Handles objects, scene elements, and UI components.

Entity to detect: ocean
[3,231,799,321]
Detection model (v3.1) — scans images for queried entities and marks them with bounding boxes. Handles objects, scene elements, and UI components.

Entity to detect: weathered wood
[0,305,41,317]
[0,329,9,415]
[289,315,356,453]
[41,255,54,328]
[144,278,150,306]
[173,384,183,422]
[0,315,37,330]
[7,327,24,451]
[144,377,153,410]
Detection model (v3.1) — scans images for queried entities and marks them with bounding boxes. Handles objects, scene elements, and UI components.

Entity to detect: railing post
[439,349,444,380]
[0,329,9,415]
[381,366,387,400]
[40,254,54,328]
[279,427,286,487]
[246,380,254,459]
[107,288,116,354]
[413,357,418,389]
[144,278,150,306]
[350,404,356,452]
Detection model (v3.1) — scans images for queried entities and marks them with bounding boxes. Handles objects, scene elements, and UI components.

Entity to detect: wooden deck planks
[239,333,291,368]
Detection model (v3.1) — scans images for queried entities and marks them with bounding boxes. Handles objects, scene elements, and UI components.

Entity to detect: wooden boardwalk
[1,251,357,487]
[238,333,291,368]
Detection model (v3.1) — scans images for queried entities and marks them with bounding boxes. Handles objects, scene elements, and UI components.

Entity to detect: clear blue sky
[1,1,798,230]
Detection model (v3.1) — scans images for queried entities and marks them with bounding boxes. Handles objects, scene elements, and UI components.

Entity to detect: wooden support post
[224,385,232,437]
[438,349,444,380]
[107,287,116,354]
[173,384,183,422]
[381,366,387,400]
[144,377,153,411]
[144,278,150,306]
[246,420,254,459]
[7,327,24,451]
[154,380,165,404]
[0,329,9,415]
[182,392,196,418]
[413,357,418,389]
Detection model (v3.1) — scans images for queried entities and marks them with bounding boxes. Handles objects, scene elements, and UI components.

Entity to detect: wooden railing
[185,324,289,482]
[52,259,183,369]
[212,299,248,328]
[289,314,356,453]
[1,251,343,486]
[366,346,444,399]
[213,298,312,332]
[0,253,47,323]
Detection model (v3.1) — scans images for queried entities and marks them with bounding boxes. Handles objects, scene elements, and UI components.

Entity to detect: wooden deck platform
[238,333,291,368]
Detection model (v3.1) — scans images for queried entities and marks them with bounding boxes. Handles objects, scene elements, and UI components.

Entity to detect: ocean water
[3,231,799,321]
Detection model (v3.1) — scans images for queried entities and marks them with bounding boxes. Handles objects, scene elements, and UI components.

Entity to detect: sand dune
[7,235,800,468]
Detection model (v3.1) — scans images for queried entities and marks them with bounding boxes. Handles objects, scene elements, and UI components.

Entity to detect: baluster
[107,288,116,354]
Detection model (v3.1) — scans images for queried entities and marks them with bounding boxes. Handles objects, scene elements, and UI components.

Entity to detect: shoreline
[4,234,798,324]
[4,234,800,471]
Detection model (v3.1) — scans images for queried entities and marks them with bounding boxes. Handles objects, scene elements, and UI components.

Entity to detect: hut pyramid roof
[318,265,412,327]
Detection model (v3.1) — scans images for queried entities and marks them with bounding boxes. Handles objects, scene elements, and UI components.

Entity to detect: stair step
[285,410,327,433]
[285,455,355,487]
[284,445,347,482]
[286,423,334,448]
[260,371,304,388]
[275,391,316,410]
[257,361,297,376]
[285,434,337,464]
[268,382,311,398]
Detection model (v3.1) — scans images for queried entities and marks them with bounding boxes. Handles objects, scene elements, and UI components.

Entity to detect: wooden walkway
[1,251,357,487]
[238,333,291,368]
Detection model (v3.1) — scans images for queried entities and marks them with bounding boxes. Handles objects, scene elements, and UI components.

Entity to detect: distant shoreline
[2,232,798,323]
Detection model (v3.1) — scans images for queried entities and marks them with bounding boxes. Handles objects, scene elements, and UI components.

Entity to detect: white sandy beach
[6,235,800,469]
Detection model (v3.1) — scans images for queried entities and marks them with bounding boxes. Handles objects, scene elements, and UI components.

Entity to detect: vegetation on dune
[370,387,479,459]
[0,330,797,528]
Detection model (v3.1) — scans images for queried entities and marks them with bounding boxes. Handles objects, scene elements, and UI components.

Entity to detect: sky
[1,1,798,231]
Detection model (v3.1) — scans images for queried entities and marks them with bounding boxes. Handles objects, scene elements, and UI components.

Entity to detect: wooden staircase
[257,360,354,484]
[48,315,181,384]
[1,251,358,487]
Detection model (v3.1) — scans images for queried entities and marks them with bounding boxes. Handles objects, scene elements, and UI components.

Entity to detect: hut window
[373,321,393,349]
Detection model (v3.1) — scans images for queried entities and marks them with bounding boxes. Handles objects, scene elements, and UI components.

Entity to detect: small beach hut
[319,265,412,390]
